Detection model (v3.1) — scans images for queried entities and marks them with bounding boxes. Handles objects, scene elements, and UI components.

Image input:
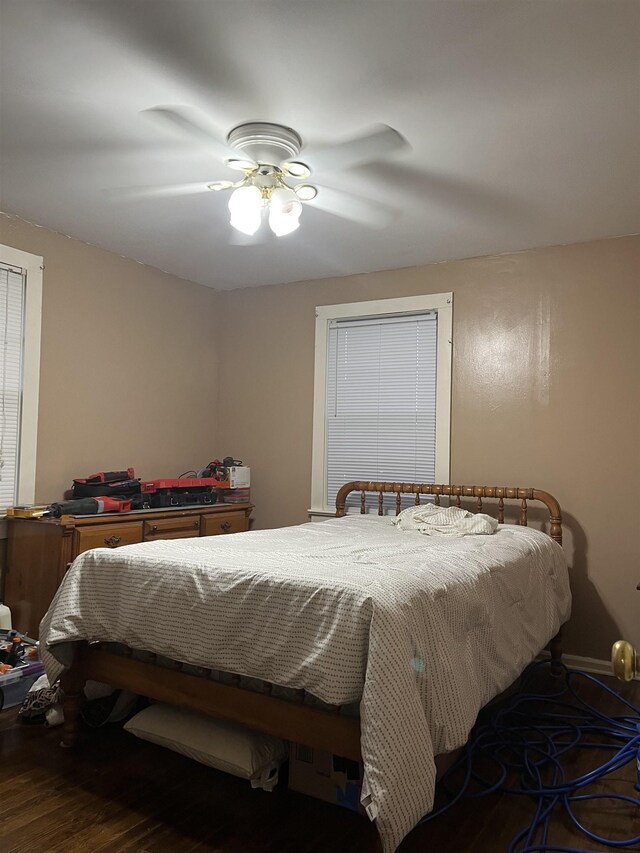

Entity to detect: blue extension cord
[417,661,640,852]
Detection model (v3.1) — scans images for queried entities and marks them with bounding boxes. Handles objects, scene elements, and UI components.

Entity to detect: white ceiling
[1,0,638,290]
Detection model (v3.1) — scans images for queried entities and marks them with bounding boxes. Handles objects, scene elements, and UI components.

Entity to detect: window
[310,294,452,516]
[0,245,43,520]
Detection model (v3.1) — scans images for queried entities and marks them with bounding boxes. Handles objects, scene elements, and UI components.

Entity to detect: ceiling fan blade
[83,5,258,111]
[143,106,252,166]
[111,181,215,200]
[357,161,530,221]
[305,186,394,229]
[304,125,409,173]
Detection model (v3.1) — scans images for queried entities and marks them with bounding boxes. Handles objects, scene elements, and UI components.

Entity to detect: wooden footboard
[60,642,361,758]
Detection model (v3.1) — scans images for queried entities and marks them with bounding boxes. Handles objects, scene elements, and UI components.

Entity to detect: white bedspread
[40,515,571,852]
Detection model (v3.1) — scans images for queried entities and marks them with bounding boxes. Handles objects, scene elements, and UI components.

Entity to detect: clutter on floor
[289,742,363,813]
[0,628,44,711]
[0,602,12,629]
[17,675,62,725]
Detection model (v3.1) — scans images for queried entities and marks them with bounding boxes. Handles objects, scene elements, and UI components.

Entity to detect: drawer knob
[104,535,121,548]
[150,525,158,533]
[221,521,232,532]
[193,520,200,529]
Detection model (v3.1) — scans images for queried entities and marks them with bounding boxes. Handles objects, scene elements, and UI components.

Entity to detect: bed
[40,481,571,853]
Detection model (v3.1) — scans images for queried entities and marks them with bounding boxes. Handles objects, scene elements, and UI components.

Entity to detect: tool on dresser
[197,458,243,481]
[6,460,249,520]
[7,496,137,518]
[5,505,50,518]
[73,469,135,485]
[46,497,134,517]
[72,467,141,499]
[140,457,250,507]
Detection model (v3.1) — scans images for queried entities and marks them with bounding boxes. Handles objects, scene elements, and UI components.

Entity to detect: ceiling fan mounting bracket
[226,122,303,166]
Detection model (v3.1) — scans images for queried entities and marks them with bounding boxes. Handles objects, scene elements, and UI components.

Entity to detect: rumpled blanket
[393,503,499,535]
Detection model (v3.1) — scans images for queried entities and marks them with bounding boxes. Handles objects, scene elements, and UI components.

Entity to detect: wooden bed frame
[60,482,565,761]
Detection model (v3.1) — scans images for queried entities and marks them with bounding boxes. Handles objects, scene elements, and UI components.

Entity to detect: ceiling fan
[144,108,409,239]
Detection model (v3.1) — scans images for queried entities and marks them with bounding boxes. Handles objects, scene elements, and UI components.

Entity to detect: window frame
[309,292,453,517]
[0,244,43,525]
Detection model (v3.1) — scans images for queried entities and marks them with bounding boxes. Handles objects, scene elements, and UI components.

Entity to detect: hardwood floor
[1,671,639,853]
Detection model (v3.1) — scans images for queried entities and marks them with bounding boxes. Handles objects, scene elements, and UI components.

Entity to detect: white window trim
[309,293,453,517]
[0,244,43,528]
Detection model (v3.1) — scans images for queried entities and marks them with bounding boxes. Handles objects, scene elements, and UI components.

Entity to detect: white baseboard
[539,651,638,680]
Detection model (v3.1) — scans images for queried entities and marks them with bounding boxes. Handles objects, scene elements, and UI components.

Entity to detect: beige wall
[0,214,220,503]
[216,235,640,660]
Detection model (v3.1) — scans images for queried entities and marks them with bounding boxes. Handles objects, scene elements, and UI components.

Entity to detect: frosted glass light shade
[269,210,301,236]
[269,187,302,237]
[228,185,262,236]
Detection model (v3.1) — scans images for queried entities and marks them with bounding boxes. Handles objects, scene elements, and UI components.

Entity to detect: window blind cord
[418,661,640,851]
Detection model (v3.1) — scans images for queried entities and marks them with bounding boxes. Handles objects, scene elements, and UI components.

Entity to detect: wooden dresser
[3,502,253,638]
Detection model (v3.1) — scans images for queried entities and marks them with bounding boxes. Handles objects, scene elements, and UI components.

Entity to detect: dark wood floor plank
[552,777,640,851]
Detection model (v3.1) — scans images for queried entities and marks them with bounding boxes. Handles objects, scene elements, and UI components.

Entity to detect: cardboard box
[228,466,250,488]
[289,743,364,814]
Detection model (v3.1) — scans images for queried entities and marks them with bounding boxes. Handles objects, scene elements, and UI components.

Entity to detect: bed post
[549,630,563,677]
[59,642,87,748]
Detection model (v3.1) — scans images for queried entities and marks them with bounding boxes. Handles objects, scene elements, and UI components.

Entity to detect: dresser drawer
[201,511,248,537]
[143,516,202,541]
[75,522,143,555]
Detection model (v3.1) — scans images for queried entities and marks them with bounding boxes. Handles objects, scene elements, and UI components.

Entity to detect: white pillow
[124,704,288,791]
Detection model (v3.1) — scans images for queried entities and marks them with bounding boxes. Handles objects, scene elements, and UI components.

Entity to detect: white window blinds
[326,312,438,510]
[0,263,26,514]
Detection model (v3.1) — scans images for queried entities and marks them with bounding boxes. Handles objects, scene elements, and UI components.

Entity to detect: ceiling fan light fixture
[226,158,257,172]
[283,161,311,178]
[269,187,302,237]
[269,209,301,237]
[228,185,263,235]
[269,186,301,212]
[294,184,318,201]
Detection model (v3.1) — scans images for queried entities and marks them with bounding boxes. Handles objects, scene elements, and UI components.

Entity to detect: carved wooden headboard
[335,482,563,545]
